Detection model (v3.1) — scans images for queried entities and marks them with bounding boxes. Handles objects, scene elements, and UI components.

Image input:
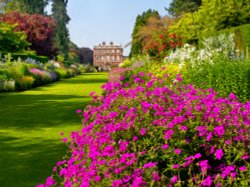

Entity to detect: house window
[101,56,104,62]
[116,56,120,62]
[116,49,120,53]
[106,56,110,62]
[112,49,115,53]
[96,56,99,62]
[112,56,115,62]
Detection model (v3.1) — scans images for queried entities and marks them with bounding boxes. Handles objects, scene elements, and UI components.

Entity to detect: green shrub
[55,68,68,79]
[182,55,250,102]
[78,65,87,74]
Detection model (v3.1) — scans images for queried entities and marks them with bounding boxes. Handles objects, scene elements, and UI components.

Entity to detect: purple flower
[215,149,224,160]
[201,175,212,186]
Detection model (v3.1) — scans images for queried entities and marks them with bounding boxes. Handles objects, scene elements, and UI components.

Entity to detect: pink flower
[180,125,188,131]
[75,109,82,114]
[139,128,147,136]
[164,130,174,140]
[152,172,160,181]
[132,136,138,141]
[194,153,202,159]
[172,164,180,169]
[62,138,68,143]
[202,175,212,186]
[215,149,224,160]
[170,175,178,184]
[174,149,181,155]
[143,162,157,169]
[162,144,169,149]
[239,166,247,172]
[94,176,101,182]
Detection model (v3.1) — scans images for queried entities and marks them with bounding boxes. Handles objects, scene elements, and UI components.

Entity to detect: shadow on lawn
[0,93,90,130]
[0,133,68,187]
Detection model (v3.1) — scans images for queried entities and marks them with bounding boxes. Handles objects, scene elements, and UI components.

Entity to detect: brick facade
[93,42,123,70]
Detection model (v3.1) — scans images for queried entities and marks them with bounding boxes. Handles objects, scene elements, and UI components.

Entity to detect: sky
[48,0,171,56]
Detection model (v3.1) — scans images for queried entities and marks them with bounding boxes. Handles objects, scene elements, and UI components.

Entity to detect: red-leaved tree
[0,12,57,58]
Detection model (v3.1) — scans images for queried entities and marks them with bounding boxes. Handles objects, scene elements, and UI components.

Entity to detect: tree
[135,16,173,57]
[5,0,48,15]
[169,0,250,41]
[166,0,202,18]
[77,47,93,65]
[1,12,57,57]
[52,0,70,60]
[0,23,30,53]
[130,9,160,57]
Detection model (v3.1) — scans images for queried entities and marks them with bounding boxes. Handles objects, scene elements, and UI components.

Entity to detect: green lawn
[0,73,107,187]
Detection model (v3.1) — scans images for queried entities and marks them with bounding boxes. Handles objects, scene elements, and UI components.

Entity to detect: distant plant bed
[0,57,92,92]
[39,74,250,187]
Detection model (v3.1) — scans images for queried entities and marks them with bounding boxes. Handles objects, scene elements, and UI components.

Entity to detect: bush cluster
[0,58,89,92]
[39,74,250,187]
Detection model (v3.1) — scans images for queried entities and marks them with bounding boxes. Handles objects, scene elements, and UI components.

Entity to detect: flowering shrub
[29,68,52,86]
[39,74,250,187]
[160,33,183,52]
[15,75,34,90]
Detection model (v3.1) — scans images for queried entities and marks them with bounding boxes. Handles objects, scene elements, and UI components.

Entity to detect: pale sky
[48,1,171,55]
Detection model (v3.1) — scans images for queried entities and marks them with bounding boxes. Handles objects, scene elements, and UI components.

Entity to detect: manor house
[93,42,123,70]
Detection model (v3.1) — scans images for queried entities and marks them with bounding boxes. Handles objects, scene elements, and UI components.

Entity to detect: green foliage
[130,9,160,57]
[0,23,29,53]
[169,0,250,41]
[11,53,49,63]
[5,0,48,14]
[166,0,202,18]
[52,0,70,60]
[181,55,250,102]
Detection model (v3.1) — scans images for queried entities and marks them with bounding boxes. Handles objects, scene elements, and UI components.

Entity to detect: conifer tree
[51,0,70,60]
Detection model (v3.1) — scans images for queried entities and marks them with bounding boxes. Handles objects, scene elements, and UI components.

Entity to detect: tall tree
[166,0,202,18]
[5,0,48,14]
[130,9,160,57]
[52,0,70,60]
[77,47,93,65]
